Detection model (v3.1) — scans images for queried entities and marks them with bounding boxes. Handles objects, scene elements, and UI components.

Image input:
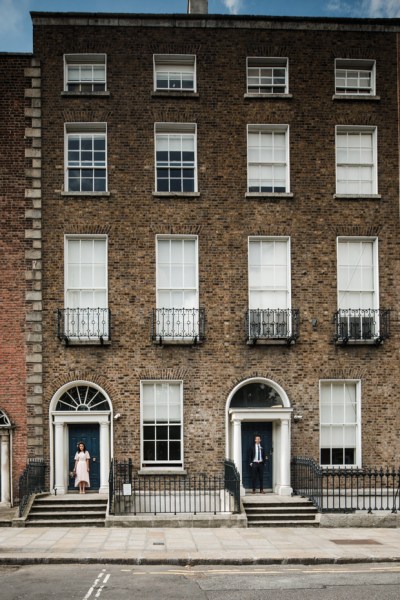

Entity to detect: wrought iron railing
[151,308,205,344]
[291,457,400,513]
[57,308,111,343]
[246,309,300,344]
[109,458,240,515]
[333,309,390,345]
[18,459,46,517]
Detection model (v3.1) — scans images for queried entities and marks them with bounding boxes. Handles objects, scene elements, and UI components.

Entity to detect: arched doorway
[49,381,113,494]
[0,409,12,505]
[226,378,293,496]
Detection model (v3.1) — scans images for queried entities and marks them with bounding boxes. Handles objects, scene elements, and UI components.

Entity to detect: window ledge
[334,194,381,200]
[335,339,384,346]
[153,338,203,346]
[247,338,296,346]
[138,468,187,475]
[60,191,111,198]
[151,91,199,98]
[61,339,111,346]
[244,93,293,99]
[332,94,380,101]
[61,91,110,97]
[152,192,200,199]
[246,192,293,199]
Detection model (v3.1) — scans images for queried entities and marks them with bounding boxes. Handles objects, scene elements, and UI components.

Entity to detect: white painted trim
[154,122,198,193]
[64,53,107,92]
[334,58,376,96]
[335,125,378,195]
[247,124,290,193]
[246,56,289,94]
[64,122,108,193]
[336,236,379,311]
[153,54,196,92]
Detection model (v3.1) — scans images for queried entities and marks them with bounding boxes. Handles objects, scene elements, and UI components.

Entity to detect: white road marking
[82,569,110,600]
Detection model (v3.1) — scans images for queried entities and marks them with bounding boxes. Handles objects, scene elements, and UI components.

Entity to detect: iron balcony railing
[152,307,205,344]
[18,459,46,517]
[246,308,300,344]
[291,457,400,513]
[333,309,390,345]
[108,458,240,516]
[57,308,111,344]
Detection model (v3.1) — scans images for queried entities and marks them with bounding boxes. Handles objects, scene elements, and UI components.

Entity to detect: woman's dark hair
[77,441,86,452]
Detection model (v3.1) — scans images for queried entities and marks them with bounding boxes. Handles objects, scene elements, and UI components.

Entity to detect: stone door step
[248,519,320,527]
[27,519,105,527]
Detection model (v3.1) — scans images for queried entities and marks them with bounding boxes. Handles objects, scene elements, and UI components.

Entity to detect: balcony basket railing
[246,308,300,344]
[291,457,400,513]
[108,458,240,515]
[18,459,46,517]
[333,309,390,345]
[151,307,205,344]
[57,307,111,344]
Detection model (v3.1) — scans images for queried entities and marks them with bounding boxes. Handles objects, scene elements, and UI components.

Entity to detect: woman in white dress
[74,442,90,494]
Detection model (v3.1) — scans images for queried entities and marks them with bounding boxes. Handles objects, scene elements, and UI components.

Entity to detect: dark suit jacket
[248,443,266,464]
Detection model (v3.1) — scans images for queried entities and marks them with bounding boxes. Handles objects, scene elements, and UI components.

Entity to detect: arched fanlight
[55,385,110,412]
[0,410,11,427]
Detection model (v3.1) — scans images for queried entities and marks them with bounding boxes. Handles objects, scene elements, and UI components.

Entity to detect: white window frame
[334,58,376,96]
[140,380,184,470]
[319,379,362,468]
[64,122,108,193]
[337,237,379,311]
[64,54,107,92]
[154,122,197,193]
[156,234,199,309]
[247,124,290,194]
[153,54,196,92]
[335,125,378,196]
[246,57,288,95]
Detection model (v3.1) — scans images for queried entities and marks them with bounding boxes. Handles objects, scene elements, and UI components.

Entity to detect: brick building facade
[2,4,400,502]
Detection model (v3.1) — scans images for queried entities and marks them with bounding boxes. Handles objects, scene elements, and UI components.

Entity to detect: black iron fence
[18,459,46,517]
[109,459,240,516]
[57,308,111,343]
[292,457,400,513]
[333,309,390,345]
[151,308,205,344]
[246,309,300,344]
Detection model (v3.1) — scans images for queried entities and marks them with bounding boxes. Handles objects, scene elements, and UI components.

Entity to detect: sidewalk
[0,525,400,565]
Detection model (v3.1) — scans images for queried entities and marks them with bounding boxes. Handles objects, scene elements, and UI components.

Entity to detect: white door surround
[0,412,12,506]
[226,377,293,496]
[49,381,113,495]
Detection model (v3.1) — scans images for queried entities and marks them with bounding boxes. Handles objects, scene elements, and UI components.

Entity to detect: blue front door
[241,422,273,490]
[68,424,100,491]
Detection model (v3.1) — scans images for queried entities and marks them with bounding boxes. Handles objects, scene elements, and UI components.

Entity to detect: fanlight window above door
[0,409,11,427]
[56,385,110,411]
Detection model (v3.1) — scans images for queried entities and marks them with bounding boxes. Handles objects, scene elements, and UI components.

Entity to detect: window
[320,380,361,466]
[335,59,375,95]
[155,236,199,340]
[337,237,379,341]
[248,237,291,338]
[141,381,183,468]
[154,54,196,92]
[247,57,288,94]
[64,235,108,339]
[64,54,106,92]
[247,125,289,193]
[155,123,197,193]
[65,123,107,193]
[336,126,377,195]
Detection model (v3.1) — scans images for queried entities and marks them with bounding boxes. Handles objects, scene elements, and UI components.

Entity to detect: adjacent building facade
[2,3,400,504]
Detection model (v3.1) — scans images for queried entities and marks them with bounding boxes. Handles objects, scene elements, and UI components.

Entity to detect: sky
[1,0,400,53]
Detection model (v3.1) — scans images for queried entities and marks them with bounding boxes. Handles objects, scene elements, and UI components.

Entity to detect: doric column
[232,418,245,496]
[276,419,292,496]
[99,421,110,494]
[0,431,10,504]
[54,423,65,494]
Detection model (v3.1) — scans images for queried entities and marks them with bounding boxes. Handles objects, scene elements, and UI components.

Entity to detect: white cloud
[223,0,243,14]
[326,0,400,17]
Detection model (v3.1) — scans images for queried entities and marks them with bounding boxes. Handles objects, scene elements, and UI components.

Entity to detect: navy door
[241,422,273,490]
[68,424,100,491]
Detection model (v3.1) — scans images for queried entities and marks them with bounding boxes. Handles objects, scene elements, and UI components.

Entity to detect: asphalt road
[1,562,400,599]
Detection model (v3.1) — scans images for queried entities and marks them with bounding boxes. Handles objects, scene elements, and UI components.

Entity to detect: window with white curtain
[337,238,377,311]
[247,125,289,193]
[154,54,196,91]
[156,236,198,310]
[141,381,183,468]
[336,127,377,195]
[320,380,361,466]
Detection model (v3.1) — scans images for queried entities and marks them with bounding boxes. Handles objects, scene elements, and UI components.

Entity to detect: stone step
[242,500,315,507]
[28,510,106,519]
[245,507,317,514]
[247,513,317,521]
[26,519,105,527]
[31,503,107,511]
[248,520,320,527]
[35,498,107,505]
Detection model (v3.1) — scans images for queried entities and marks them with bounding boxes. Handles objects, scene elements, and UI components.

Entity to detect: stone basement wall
[33,21,400,475]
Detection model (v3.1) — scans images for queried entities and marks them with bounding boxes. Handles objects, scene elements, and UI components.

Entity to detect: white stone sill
[61,91,110,97]
[138,469,187,475]
[245,192,293,199]
[152,192,200,198]
[60,191,111,197]
[332,94,380,101]
[151,91,199,98]
[244,93,293,99]
[334,194,381,200]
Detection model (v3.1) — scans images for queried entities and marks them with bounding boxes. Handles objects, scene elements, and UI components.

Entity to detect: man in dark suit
[248,434,267,493]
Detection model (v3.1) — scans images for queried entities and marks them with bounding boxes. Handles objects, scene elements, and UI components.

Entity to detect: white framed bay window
[247,125,290,194]
[65,123,107,193]
[141,380,183,469]
[320,380,361,467]
[335,126,378,196]
[63,235,108,341]
[155,235,199,342]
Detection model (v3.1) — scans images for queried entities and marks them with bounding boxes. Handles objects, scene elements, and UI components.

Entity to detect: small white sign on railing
[123,483,132,496]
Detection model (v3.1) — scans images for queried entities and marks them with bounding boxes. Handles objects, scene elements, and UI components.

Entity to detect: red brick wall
[0,54,31,496]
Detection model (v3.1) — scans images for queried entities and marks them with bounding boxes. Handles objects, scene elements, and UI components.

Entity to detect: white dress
[74,450,90,487]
